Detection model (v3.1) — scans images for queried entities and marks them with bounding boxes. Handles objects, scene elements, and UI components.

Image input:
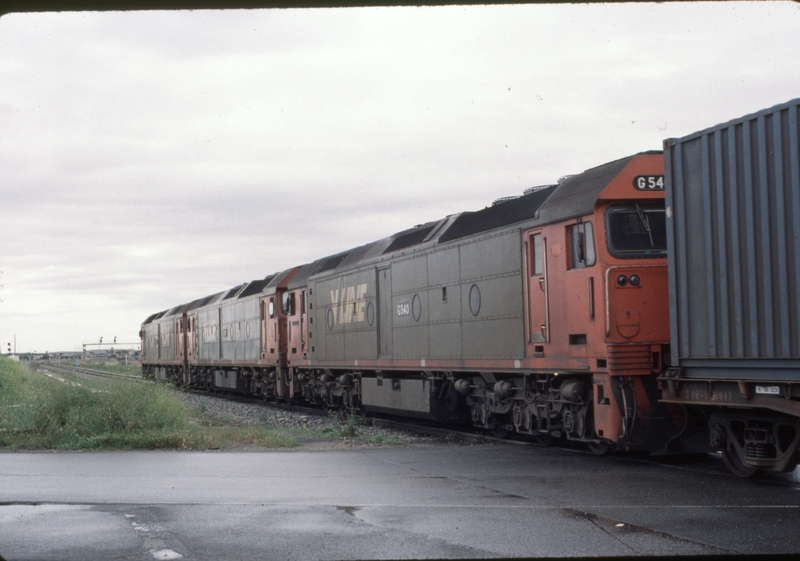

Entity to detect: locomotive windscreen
[605,202,667,258]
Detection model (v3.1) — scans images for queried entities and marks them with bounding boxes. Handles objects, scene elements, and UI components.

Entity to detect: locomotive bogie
[661,376,800,471]
[710,411,800,475]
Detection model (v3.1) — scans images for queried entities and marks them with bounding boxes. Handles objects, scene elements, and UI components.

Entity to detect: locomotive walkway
[1,444,799,560]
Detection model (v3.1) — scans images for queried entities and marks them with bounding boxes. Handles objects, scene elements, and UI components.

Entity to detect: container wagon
[661,97,800,476]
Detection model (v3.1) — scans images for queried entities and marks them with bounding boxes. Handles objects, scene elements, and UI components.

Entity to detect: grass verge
[0,357,299,451]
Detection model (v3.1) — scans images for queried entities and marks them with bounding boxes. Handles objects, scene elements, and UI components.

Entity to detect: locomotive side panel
[341,268,378,361]
[426,247,463,358]
[220,302,236,361]
[392,288,430,359]
[377,266,393,357]
[427,246,461,288]
[218,297,260,363]
[310,268,378,362]
[461,275,524,359]
[387,231,525,361]
[196,306,220,362]
[314,275,343,361]
[140,322,159,364]
[155,315,178,364]
[391,255,430,359]
[458,231,525,359]
[242,297,260,361]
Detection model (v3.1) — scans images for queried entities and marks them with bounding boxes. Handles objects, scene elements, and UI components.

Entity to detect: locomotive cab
[516,152,693,454]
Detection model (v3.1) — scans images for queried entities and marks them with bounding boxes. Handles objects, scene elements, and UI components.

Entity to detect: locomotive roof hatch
[237,275,276,298]
[313,251,351,275]
[437,184,556,243]
[165,303,187,317]
[195,291,225,310]
[336,242,380,270]
[304,241,380,280]
[381,220,442,254]
[222,284,247,300]
[142,310,167,325]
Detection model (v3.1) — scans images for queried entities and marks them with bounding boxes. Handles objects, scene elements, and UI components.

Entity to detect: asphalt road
[1,443,799,560]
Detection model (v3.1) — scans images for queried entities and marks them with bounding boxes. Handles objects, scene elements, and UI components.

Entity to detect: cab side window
[531,234,544,276]
[281,292,296,316]
[568,222,595,269]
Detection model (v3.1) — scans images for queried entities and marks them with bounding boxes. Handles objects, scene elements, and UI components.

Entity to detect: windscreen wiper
[633,202,654,247]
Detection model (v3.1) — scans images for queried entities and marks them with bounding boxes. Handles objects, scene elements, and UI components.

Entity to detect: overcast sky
[1,2,799,353]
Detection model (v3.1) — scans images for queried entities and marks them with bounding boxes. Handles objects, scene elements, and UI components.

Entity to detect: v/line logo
[329,283,368,326]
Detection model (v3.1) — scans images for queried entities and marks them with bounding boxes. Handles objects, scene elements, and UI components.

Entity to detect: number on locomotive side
[634,175,665,190]
[756,385,781,395]
[397,303,410,316]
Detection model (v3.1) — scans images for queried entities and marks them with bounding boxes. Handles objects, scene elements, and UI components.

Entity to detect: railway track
[182,384,504,445]
[39,362,147,383]
[34,362,505,445]
[31,362,800,483]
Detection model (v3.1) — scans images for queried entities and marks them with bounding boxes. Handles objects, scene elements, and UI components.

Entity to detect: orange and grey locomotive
[141,97,800,477]
[143,150,693,456]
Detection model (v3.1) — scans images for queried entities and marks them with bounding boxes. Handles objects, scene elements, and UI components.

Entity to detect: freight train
[141,98,800,477]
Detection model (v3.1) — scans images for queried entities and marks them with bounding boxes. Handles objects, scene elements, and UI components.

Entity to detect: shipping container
[663,98,800,475]
[665,97,800,380]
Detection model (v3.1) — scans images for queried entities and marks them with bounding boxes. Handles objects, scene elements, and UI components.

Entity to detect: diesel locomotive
[141,98,800,477]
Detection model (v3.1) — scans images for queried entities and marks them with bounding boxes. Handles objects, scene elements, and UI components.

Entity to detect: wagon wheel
[721,444,758,478]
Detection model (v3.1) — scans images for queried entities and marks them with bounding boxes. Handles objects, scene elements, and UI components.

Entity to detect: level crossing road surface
[1,443,799,560]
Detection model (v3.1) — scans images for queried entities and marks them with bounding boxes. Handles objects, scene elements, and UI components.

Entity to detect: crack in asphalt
[562,508,735,555]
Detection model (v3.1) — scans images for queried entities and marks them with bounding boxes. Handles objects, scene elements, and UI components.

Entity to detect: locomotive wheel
[721,444,758,478]
[587,441,610,456]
